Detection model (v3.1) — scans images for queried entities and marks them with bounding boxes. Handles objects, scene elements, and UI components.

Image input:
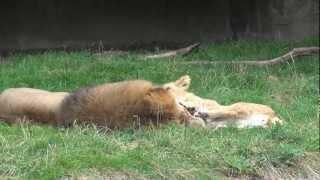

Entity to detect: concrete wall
[267,0,319,40]
[0,0,318,52]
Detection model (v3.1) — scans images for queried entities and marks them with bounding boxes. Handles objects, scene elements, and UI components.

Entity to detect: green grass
[0,38,319,179]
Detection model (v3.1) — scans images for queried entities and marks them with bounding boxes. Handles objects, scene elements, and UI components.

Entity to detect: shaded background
[0,0,319,52]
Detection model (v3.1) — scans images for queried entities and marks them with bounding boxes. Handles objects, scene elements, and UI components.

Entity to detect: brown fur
[0,88,68,125]
[57,80,204,129]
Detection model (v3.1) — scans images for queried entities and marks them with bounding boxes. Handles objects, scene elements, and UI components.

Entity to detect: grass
[0,37,319,179]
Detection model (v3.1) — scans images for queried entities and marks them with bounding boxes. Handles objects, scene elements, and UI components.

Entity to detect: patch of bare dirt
[63,169,147,180]
[258,152,320,180]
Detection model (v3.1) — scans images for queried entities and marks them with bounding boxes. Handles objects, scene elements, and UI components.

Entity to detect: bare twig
[145,43,200,59]
[184,47,319,67]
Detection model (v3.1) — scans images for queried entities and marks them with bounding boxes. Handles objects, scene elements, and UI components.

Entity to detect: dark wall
[0,0,318,52]
[0,0,231,51]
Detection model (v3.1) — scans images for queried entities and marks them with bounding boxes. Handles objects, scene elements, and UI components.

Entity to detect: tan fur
[0,88,68,125]
[163,75,220,111]
[164,75,283,128]
[57,80,205,129]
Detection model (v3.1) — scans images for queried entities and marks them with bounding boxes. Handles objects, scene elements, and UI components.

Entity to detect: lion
[0,83,205,129]
[163,75,283,128]
[56,80,205,129]
[0,88,68,125]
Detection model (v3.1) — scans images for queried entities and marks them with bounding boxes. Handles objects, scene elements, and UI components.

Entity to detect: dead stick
[145,43,200,59]
[183,47,319,67]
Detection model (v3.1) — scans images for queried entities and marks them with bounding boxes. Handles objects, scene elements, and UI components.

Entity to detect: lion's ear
[174,75,191,90]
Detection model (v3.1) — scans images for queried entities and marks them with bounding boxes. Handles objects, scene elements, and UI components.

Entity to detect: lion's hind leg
[204,109,275,129]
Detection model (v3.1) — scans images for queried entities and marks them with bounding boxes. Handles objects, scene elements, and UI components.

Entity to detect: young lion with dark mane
[57,80,205,129]
[0,80,205,129]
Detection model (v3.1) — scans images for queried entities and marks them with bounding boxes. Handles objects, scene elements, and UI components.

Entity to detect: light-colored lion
[163,75,283,128]
[0,88,68,125]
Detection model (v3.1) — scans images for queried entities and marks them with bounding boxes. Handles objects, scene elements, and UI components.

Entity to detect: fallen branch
[183,47,319,67]
[0,57,8,64]
[145,43,200,59]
